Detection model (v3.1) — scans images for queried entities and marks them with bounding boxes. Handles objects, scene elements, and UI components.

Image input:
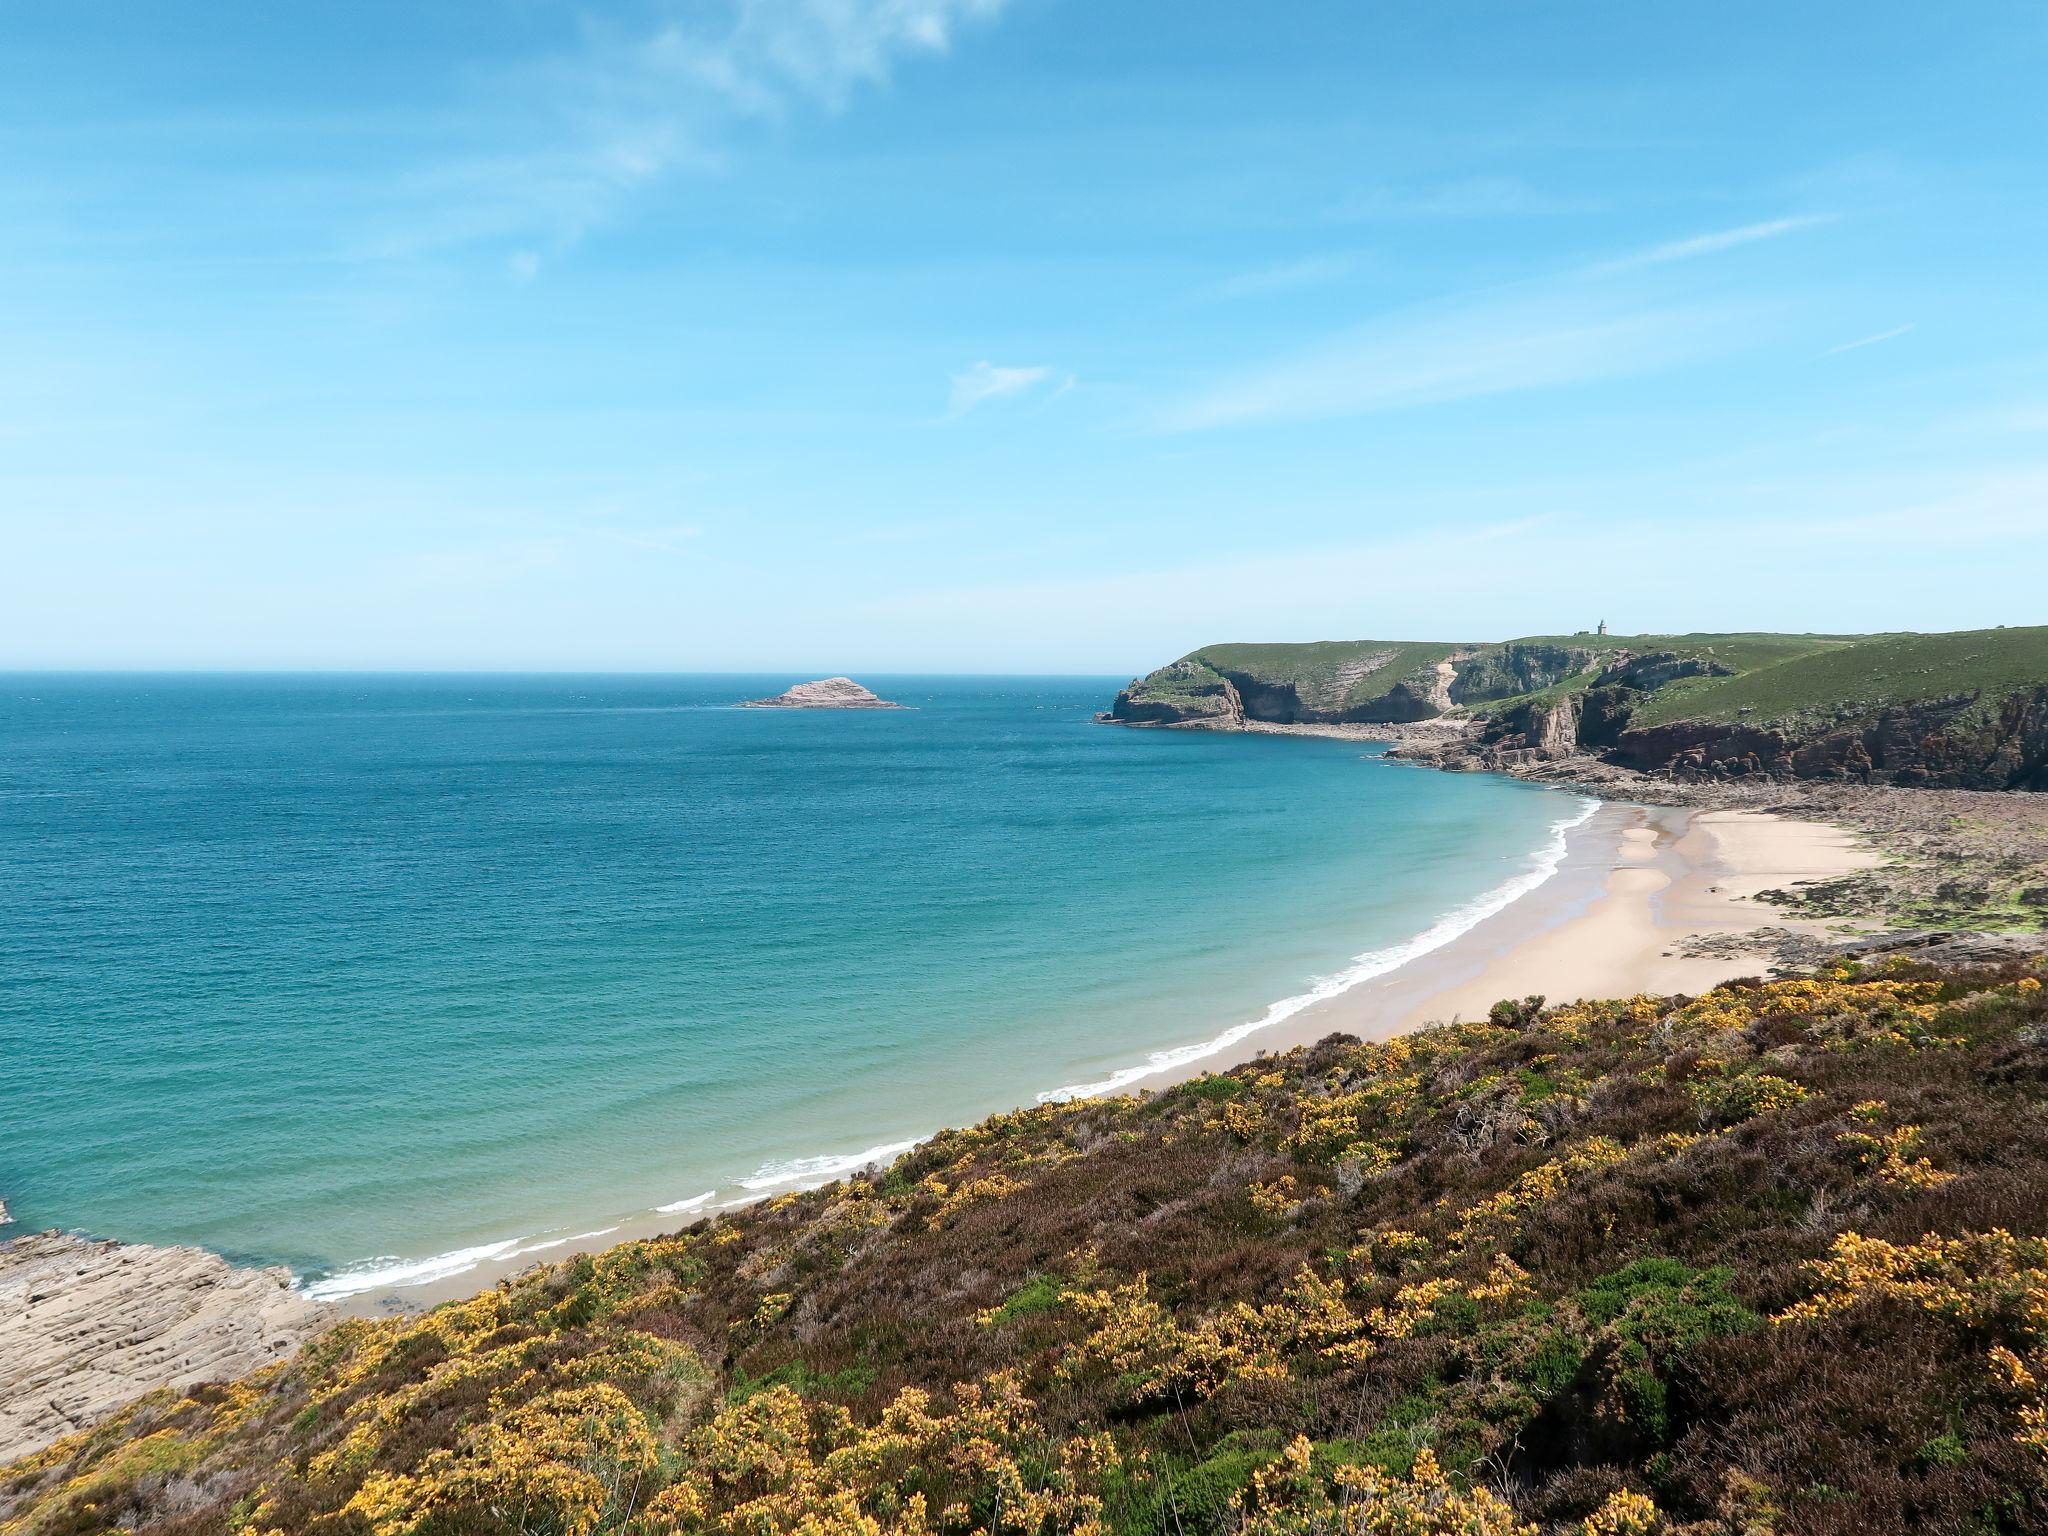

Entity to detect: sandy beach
[1132,798,1880,1087]
[337,794,1880,1316]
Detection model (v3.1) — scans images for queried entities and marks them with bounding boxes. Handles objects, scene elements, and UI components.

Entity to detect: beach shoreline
[326,784,1881,1316]
[1128,798,1878,1090]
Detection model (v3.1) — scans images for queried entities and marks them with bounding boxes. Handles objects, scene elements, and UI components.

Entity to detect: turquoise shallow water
[0,675,1579,1296]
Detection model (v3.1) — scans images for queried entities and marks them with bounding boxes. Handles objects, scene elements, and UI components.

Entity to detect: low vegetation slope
[9,957,2048,1534]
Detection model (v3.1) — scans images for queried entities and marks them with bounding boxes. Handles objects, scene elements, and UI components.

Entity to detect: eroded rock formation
[0,1231,330,1463]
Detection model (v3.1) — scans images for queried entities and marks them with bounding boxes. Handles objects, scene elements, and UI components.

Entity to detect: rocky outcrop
[740,677,903,709]
[1113,641,1623,730]
[1615,687,2048,790]
[1108,660,1242,726]
[1111,652,1477,727]
[1466,694,1582,767]
[0,1232,330,1463]
[1603,651,1732,692]
[1111,633,2048,792]
[1448,643,1599,705]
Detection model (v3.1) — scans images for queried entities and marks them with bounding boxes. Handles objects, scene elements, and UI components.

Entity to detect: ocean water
[0,675,1584,1297]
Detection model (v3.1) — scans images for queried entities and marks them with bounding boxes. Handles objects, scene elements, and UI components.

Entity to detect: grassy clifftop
[1193,641,1464,715]
[1630,627,2048,728]
[9,955,2048,1535]
[1111,633,1858,730]
[1113,627,2048,789]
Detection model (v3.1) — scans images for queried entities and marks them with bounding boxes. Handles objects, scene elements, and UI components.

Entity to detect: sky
[2,0,2045,672]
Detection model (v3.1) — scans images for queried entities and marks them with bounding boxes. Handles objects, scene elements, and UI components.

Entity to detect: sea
[0,674,1590,1300]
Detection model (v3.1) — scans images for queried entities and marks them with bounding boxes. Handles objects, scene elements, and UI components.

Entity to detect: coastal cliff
[1113,627,2048,791]
[1108,640,1600,727]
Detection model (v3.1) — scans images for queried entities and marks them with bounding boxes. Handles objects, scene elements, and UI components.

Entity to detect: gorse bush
[6,958,2048,1535]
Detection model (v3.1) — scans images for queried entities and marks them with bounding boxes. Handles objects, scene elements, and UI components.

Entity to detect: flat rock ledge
[0,1231,330,1465]
[740,676,903,709]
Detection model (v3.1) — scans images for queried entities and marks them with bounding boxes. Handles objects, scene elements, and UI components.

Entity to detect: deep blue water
[0,675,1577,1296]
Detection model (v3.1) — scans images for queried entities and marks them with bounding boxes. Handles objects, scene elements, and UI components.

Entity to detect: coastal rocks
[1109,659,1243,726]
[1615,686,2048,790]
[1112,653,1463,727]
[1112,639,1635,730]
[1602,650,1733,692]
[1111,633,2048,796]
[740,677,904,710]
[1479,695,1582,763]
[1448,642,1600,705]
[0,1231,329,1463]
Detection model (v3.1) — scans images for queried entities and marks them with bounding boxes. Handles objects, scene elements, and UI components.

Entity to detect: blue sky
[3,0,2045,671]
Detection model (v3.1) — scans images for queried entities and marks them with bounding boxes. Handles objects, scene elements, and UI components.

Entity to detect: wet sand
[1133,800,1880,1086]
[342,800,1879,1315]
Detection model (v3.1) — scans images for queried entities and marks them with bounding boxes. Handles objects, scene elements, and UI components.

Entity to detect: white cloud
[1154,293,1755,433]
[372,0,1012,260]
[1597,214,1835,272]
[949,361,1056,415]
[1206,253,1361,301]
[1823,322,1914,356]
[1153,214,1834,433]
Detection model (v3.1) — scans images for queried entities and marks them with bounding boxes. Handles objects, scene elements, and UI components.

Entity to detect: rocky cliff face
[1106,659,1242,725]
[1107,660,1451,726]
[1111,633,2048,792]
[1448,642,1599,704]
[1113,646,1519,728]
[1614,686,2048,790]
[1462,651,1738,766]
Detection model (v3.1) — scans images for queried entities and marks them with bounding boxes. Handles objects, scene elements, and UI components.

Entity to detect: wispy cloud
[949,361,1059,415]
[369,0,1012,265]
[1154,214,1831,433]
[1823,322,1915,356]
[1596,213,1835,273]
[1205,253,1362,301]
[1153,293,1756,433]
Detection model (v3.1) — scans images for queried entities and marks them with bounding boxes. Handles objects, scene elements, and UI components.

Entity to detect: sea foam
[302,1238,527,1301]
[1035,795,1600,1102]
[737,1138,924,1192]
[655,1190,717,1214]
[297,793,1597,1301]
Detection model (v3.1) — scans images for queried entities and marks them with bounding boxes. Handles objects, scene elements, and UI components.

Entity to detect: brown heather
[6,962,2048,1535]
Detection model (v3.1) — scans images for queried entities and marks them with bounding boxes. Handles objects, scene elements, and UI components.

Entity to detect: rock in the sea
[740,676,903,709]
[0,1231,330,1463]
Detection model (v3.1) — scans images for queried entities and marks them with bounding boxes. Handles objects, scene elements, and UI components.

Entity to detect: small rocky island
[740,676,904,709]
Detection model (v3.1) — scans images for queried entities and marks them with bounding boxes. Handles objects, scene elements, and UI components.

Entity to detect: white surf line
[297,1144,930,1299]
[299,801,1600,1299]
[300,1238,528,1301]
[1036,796,1600,1102]
[736,1137,925,1193]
